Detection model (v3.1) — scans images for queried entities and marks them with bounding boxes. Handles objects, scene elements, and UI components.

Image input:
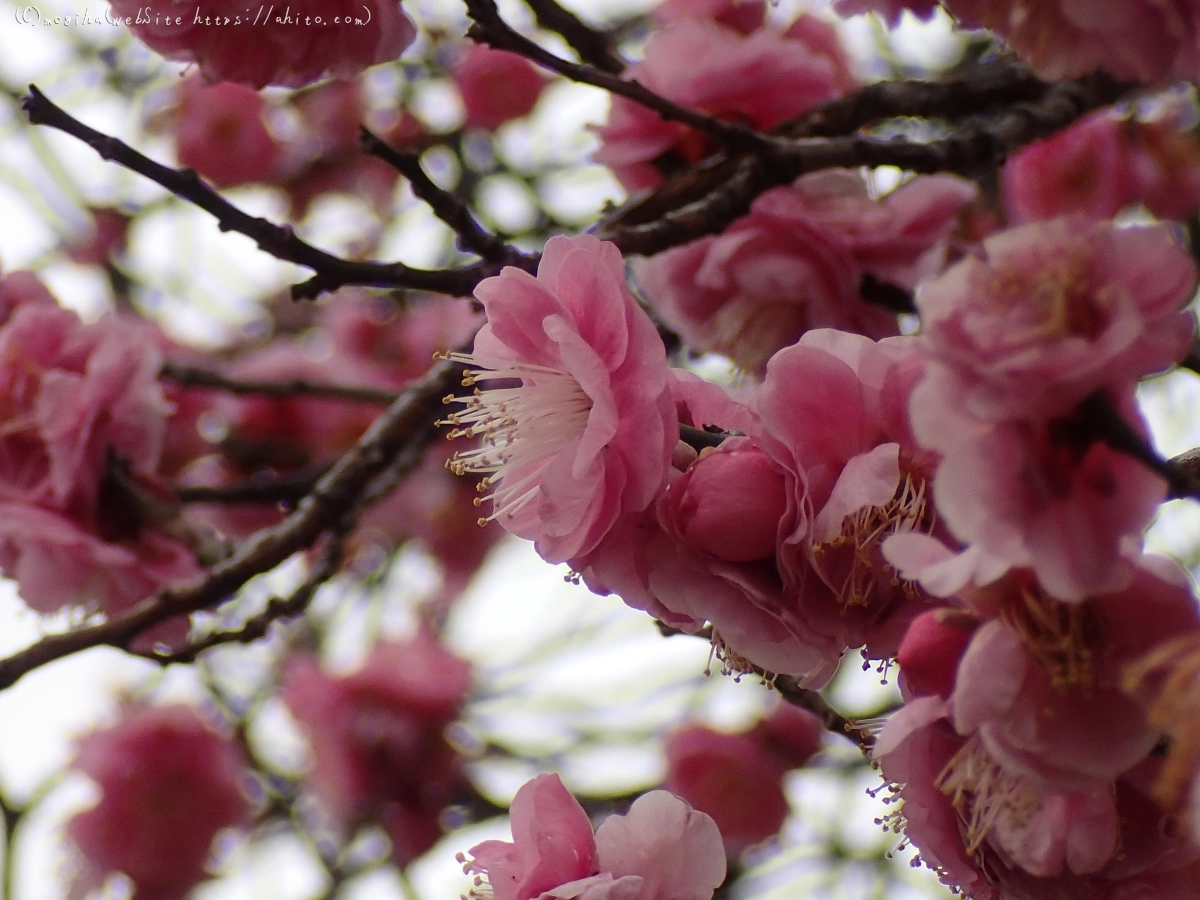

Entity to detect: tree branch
[160,361,400,404]
[134,531,346,665]
[21,85,504,301]
[600,70,1133,256]
[775,675,877,750]
[359,127,534,268]
[523,0,625,73]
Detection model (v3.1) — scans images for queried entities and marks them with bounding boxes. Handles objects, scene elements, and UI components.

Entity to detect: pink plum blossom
[0,302,200,617]
[576,369,842,681]
[1001,112,1136,224]
[940,0,1200,85]
[281,634,471,862]
[754,330,939,661]
[108,0,417,89]
[460,775,725,900]
[66,705,252,900]
[453,45,547,131]
[915,217,1197,422]
[634,170,976,373]
[441,235,676,565]
[320,291,484,390]
[874,557,1200,896]
[898,379,1167,601]
[174,77,281,188]
[592,19,842,192]
[664,708,823,855]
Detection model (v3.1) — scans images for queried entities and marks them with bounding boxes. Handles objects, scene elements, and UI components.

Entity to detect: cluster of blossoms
[19,0,1200,897]
[431,0,1200,894]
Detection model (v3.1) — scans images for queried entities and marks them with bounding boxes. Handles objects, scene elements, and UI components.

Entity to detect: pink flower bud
[665,443,786,562]
[896,608,977,699]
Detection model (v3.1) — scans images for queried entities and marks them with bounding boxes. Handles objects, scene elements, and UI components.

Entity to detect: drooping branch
[523,0,625,74]
[21,85,504,301]
[161,361,401,404]
[0,359,458,691]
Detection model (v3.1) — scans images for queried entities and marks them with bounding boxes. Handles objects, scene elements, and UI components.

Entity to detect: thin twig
[134,533,345,665]
[463,0,777,154]
[21,85,503,301]
[174,466,330,506]
[359,127,531,267]
[774,675,877,750]
[160,361,400,404]
[523,0,624,73]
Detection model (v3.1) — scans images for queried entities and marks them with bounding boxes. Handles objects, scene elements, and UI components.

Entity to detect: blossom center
[1000,585,1100,691]
[439,352,593,526]
[936,735,1041,859]
[812,471,931,612]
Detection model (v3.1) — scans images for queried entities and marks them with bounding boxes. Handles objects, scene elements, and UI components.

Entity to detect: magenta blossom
[592,19,842,192]
[281,634,470,862]
[916,217,1196,422]
[635,170,975,374]
[460,774,725,900]
[453,44,547,131]
[66,705,252,900]
[442,235,676,564]
[1001,112,1136,224]
[108,0,416,88]
[940,0,1200,84]
[174,77,281,189]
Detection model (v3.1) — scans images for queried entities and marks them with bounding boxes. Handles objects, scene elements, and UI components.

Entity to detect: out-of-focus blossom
[636,171,975,373]
[453,44,547,131]
[592,19,842,192]
[940,0,1200,84]
[0,302,200,616]
[0,270,56,326]
[66,208,130,267]
[460,774,726,900]
[320,291,483,390]
[281,634,471,863]
[664,705,822,855]
[1001,112,1136,224]
[66,705,252,900]
[108,0,417,88]
[442,235,676,565]
[174,77,281,188]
